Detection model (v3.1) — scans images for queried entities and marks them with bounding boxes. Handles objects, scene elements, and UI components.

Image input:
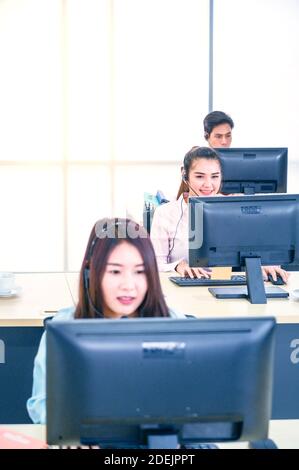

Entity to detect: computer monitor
[217,147,288,195]
[46,317,276,448]
[189,194,299,304]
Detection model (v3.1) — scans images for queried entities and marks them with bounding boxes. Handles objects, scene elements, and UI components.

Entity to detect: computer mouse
[267,274,286,286]
[290,289,299,301]
[249,438,278,449]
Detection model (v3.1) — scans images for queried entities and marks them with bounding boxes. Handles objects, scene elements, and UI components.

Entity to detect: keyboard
[169,275,247,287]
[48,445,100,449]
[183,443,218,449]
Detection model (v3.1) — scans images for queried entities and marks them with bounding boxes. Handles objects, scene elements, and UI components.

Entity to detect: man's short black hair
[203,111,234,137]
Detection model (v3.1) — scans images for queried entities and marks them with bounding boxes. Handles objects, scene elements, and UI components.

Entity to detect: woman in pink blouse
[150,146,289,283]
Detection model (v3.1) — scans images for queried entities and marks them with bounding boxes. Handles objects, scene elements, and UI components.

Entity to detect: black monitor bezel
[188,193,299,303]
[46,317,275,447]
[188,194,299,269]
[217,147,288,195]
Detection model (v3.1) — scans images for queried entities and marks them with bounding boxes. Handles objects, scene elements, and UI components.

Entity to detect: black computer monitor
[46,317,276,448]
[189,194,299,304]
[217,148,288,195]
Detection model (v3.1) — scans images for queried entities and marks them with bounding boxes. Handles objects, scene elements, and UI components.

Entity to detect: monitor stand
[208,257,289,304]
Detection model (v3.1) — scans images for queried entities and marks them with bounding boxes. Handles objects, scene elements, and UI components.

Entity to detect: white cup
[290,289,299,301]
[0,272,15,293]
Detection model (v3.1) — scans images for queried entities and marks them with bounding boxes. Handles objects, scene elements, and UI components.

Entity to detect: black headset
[167,166,202,264]
[167,195,184,264]
[167,173,187,263]
[83,236,97,290]
[182,169,200,197]
[83,234,103,317]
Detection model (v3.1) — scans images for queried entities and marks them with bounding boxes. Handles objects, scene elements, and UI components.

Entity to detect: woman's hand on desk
[262,266,290,284]
[175,260,212,278]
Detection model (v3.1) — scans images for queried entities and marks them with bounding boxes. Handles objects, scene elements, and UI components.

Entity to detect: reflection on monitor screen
[189,194,299,303]
[217,148,288,195]
[47,317,275,448]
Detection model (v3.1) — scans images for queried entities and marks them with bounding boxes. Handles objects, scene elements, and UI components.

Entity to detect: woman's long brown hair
[75,218,169,318]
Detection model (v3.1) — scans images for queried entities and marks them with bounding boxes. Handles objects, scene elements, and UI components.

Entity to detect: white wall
[0,0,298,271]
[213,0,299,161]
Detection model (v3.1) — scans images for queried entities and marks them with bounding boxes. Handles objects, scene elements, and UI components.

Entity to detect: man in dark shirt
[203,110,234,148]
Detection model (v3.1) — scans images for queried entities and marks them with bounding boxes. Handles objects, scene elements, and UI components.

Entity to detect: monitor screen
[189,194,299,303]
[217,147,288,195]
[46,317,275,448]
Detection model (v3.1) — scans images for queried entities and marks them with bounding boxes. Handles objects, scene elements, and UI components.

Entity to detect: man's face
[207,123,232,148]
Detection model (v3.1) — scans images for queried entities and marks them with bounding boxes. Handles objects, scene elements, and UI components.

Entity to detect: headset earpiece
[182,171,187,182]
[83,265,103,317]
[204,132,209,140]
[83,268,90,290]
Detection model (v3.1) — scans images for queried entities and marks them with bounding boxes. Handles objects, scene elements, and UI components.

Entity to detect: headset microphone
[187,181,200,197]
[182,171,200,197]
[83,233,104,318]
[168,171,199,263]
[83,266,104,317]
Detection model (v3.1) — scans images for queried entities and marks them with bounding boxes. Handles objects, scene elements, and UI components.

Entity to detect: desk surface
[1,421,298,449]
[1,271,299,326]
[0,273,74,326]
[66,271,299,324]
[161,272,299,324]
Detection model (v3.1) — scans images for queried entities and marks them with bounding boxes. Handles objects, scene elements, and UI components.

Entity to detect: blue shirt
[26,306,186,424]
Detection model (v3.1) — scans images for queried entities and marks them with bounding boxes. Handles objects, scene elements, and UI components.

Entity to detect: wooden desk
[1,272,298,424]
[0,273,74,326]
[66,271,299,324]
[0,273,74,423]
[66,271,299,419]
[159,272,299,324]
[1,421,299,449]
[160,272,299,419]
